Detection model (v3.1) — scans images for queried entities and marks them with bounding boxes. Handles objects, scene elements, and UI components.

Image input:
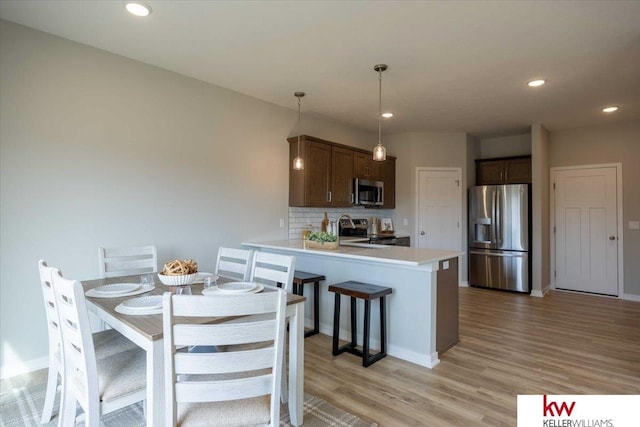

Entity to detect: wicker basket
[157,272,198,286]
[304,240,339,250]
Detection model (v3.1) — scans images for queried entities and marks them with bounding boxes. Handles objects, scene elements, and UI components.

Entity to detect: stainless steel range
[339,218,402,245]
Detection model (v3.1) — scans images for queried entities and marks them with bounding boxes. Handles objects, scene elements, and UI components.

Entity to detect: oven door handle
[370,238,397,245]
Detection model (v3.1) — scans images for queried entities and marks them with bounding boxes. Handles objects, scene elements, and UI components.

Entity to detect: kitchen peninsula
[243,239,462,368]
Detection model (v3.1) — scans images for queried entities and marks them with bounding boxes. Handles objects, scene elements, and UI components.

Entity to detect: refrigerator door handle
[469,250,524,257]
[496,189,502,245]
[491,190,497,244]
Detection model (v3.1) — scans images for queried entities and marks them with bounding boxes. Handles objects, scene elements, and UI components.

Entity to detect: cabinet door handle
[328,191,332,203]
[350,193,354,204]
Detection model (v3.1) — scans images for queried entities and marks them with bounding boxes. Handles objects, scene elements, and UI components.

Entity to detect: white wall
[480,133,531,158]
[531,124,550,296]
[0,21,375,377]
[466,134,481,188]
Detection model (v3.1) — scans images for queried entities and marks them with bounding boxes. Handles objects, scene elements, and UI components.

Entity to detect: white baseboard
[622,293,640,302]
[1,355,48,380]
[386,346,440,369]
[550,285,639,302]
[318,322,440,369]
[459,281,469,288]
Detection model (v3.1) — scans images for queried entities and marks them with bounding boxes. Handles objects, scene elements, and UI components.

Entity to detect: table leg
[147,339,164,427]
[313,281,320,335]
[288,301,304,426]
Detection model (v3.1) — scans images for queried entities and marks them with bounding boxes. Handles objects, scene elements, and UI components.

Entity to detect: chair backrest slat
[175,374,272,403]
[174,346,274,375]
[169,293,278,317]
[215,247,253,281]
[173,320,276,347]
[250,252,295,291]
[98,245,157,278]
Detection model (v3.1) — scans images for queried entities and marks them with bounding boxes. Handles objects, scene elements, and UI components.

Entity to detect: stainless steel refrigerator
[468,184,531,293]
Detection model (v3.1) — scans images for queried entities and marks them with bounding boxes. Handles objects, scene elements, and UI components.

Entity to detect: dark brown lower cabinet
[395,237,410,247]
[436,257,459,354]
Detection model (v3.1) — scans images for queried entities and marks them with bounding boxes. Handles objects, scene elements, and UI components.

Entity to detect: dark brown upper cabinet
[377,158,396,209]
[289,136,353,207]
[288,135,396,208]
[354,151,380,180]
[476,156,531,185]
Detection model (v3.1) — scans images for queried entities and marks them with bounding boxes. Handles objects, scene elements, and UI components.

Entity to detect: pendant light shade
[373,64,388,162]
[293,91,305,170]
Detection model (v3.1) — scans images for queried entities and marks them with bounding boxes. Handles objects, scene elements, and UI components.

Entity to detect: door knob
[420,231,425,235]
[609,235,616,240]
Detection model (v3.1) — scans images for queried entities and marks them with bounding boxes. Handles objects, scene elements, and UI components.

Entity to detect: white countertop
[243,239,462,267]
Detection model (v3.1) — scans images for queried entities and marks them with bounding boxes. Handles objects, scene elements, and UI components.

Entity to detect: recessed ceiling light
[125,2,152,17]
[527,79,546,87]
[602,106,618,113]
[382,112,394,118]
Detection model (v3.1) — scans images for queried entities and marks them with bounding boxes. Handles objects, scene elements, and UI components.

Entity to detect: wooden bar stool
[329,281,392,367]
[293,270,325,338]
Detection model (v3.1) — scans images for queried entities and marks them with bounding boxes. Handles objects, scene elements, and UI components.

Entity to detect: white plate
[217,282,257,293]
[194,272,219,284]
[93,283,140,296]
[202,283,263,296]
[121,295,163,311]
[86,284,154,299]
[115,303,163,316]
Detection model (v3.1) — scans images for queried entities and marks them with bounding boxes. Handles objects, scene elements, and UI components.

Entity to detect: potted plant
[304,231,339,250]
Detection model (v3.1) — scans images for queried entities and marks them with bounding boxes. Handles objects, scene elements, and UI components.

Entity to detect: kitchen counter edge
[243,239,462,267]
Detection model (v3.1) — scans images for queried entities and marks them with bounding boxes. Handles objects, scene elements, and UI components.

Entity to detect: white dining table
[82,275,305,427]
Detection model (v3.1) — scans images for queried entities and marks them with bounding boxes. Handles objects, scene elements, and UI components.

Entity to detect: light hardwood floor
[303,287,640,426]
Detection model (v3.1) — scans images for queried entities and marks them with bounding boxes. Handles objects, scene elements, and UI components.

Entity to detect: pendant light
[292,91,305,170]
[372,64,388,161]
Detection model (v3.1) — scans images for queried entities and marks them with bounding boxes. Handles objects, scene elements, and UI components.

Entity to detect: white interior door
[554,166,619,296]
[416,168,462,250]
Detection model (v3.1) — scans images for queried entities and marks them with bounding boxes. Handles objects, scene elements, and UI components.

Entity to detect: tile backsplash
[288,207,394,240]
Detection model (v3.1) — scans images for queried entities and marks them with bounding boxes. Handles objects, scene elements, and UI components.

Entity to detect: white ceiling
[1,0,639,137]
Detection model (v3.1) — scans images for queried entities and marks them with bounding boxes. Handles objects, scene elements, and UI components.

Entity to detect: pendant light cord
[297,95,301,156]
[378,69,382,145]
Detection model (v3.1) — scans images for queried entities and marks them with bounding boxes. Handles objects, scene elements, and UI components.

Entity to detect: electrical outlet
[403,218,408,226]
[279,218,285,228]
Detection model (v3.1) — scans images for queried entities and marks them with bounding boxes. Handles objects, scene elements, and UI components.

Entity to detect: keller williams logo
[543,395,576,417]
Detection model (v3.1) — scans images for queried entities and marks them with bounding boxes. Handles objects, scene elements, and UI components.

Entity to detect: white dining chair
[38,259,139,424]
[163,289,287,427]
[38,259,65,424]
[185,248,254,355]
[98,245,157,278]
[248,251,295,402]
[51,268,147,426]
[214,247,253,281]
[249,251,295,292]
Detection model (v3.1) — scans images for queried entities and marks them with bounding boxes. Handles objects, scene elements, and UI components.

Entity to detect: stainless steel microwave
[354,178,384,206]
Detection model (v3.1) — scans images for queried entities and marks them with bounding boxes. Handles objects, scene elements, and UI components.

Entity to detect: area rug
[0,370,376,427]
